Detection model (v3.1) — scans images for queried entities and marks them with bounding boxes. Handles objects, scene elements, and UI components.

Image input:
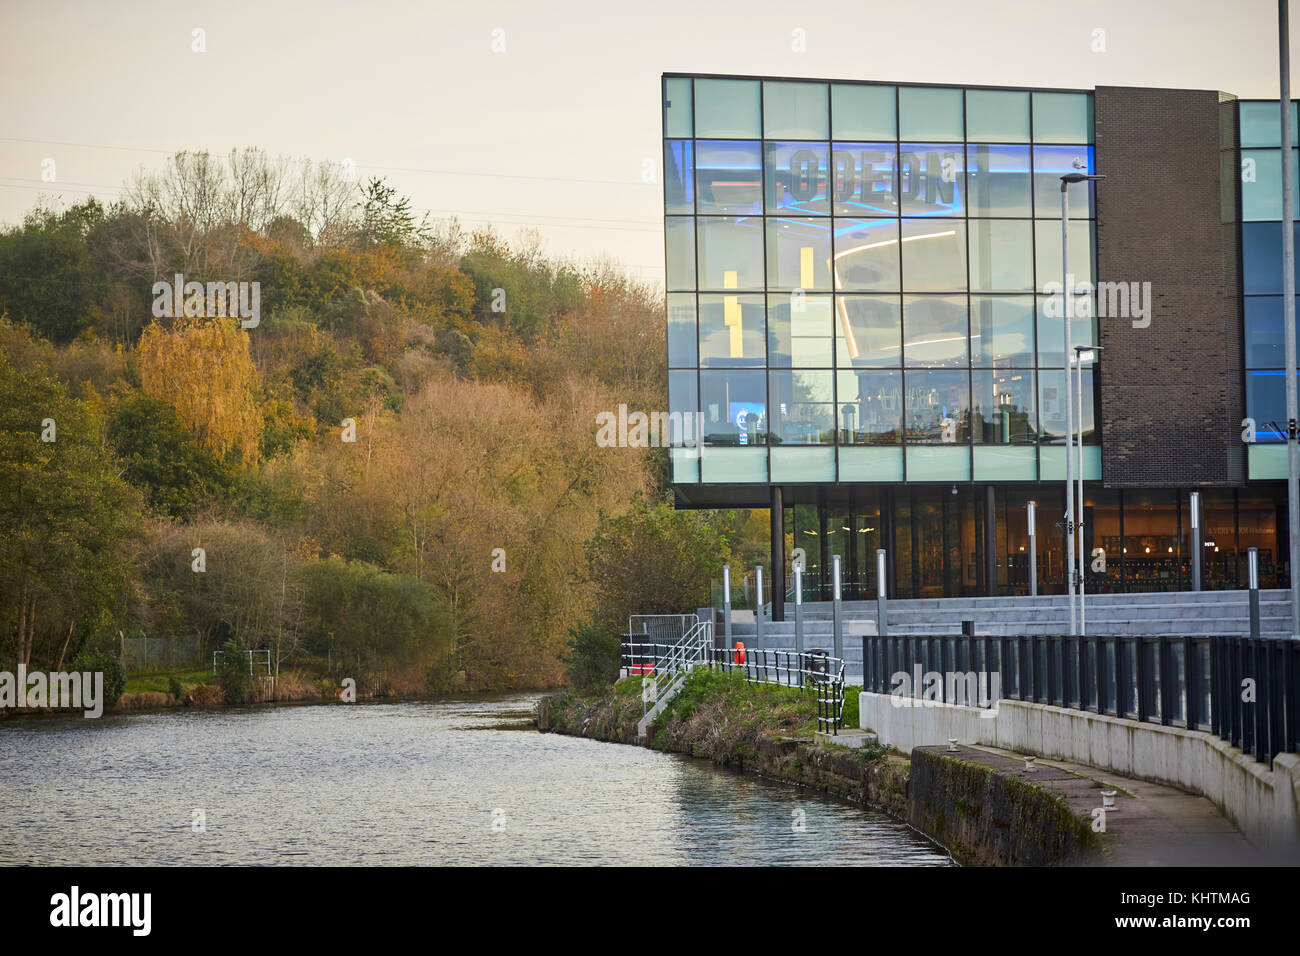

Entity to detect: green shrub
[69,648,127,709]
[216,640,255,706]
[562,622,622,695]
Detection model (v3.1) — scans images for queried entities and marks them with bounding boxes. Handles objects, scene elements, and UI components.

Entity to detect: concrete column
[770,486,785,622]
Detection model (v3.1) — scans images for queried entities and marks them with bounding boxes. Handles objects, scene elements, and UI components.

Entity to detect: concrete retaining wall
[859,691,1300,847]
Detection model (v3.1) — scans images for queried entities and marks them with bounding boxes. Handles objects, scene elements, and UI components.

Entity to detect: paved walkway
[947,744,1292,866]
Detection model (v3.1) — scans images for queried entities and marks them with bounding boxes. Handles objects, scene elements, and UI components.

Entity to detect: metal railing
[623,621,712,716]
[703,644,847,735]
[863,632,1300,767]
[628,614,698,647]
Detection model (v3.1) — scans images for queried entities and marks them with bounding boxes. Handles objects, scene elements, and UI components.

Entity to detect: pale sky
[0,0,1296,285]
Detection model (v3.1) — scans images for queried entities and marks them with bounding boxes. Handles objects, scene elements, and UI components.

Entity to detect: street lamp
[1061,169,1105,636]
[1075,344,1103,635]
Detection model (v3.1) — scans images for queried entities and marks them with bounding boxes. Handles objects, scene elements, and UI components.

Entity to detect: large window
[664,75,1097,482]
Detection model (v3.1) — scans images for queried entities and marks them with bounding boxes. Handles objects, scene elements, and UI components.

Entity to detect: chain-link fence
[121,635,202,670]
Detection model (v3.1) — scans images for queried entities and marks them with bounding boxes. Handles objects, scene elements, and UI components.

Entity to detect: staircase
[726,589,1296,684]
[632,621,710,742]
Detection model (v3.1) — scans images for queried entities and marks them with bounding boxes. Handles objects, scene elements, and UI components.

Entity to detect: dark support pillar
[771,486,785,623]
[985,485,998,597]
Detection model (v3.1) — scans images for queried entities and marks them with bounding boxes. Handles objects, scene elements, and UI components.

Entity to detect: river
[0,695,951,866]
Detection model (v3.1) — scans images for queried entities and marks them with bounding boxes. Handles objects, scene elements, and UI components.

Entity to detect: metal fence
[863,633,1300,767]
[628,615,698,646]
[122,635,202,669]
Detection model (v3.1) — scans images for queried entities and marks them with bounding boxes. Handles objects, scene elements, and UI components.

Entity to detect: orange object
[733,642,746,665]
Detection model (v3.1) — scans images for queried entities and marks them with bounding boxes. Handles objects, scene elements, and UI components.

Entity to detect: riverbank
[538,670,1109,865]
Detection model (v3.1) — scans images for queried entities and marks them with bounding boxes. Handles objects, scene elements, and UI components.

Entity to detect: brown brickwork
[1093,86,1244,487]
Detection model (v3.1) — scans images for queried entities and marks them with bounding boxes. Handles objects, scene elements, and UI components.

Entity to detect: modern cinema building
[661,73,1300,610]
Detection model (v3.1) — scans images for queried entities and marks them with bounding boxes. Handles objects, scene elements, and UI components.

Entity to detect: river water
[0,695,951,866]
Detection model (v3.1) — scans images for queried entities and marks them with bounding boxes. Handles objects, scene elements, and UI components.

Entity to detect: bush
[216,640,255,706]
[167,674,184,699]
[69,648,127,709]
[562,622,623,695]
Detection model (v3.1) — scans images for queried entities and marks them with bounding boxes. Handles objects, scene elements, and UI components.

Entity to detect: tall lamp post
[1061,169,1106,636]
[1075,344,1103,635]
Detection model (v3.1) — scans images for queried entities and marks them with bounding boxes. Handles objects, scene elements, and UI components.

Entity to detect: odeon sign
[780,147,960,206]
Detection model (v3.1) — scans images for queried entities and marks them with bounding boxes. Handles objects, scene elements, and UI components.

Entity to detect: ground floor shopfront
[785,484,1290,601]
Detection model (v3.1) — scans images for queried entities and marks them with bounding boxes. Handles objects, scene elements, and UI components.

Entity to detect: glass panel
[1031,91,1092,143]
[1034,219,1094,292]
[833,218,900,291]
[665,216,696,291]
[700,446,768,482]
[899,145,964,216]
[766,217,832,290]
[664,141,694,215]
[769,370,835,444]
[663,77,693,138]
[965,90,1030,142]
[831,144,898,215]
[764,81,829,139]
[1242,222,1300,293]
[1033,145,1096,218]
[770,446,836,481]
[667,293,698,367]
[901,219,967,291]
[972,369,1036,443]
[766,142,830,215]
[898,86,964,141]
[1246,370,1300,440]
[1244,296,1300,368]
[695,141,762,215]
[694,78,761,138]
[1239,101,1299,148]
[668,369,701,462]
[698,293,765,366]
[837,369,902,444]
[904,370,971,442]
[768,294,833,367]
[1038,368,1095,442]
[966,144,1032,217]
[1239,149,1300,221]
[973,445,1036,481]
[700,369,767,444]
[969,219,1034,292]
[906,446,971,480]
[839,446,904,480]
[971,295,1035,367]
[832,84,896,140]
[696,217,764,290]
[1036,301,1097,367]
[835,295,902,367]
[903,294,968,367]
[670,446,699,483]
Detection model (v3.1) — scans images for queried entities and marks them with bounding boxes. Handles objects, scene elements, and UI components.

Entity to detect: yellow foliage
[137,318,262,467]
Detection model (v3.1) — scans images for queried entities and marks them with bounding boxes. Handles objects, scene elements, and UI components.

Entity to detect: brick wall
[1094,86,1244,487]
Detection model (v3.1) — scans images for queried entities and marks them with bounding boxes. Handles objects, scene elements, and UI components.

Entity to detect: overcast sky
[1,0,1296,284]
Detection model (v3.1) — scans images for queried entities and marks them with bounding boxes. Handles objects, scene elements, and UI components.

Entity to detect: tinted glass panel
[1240,101,1299,148]
[766,142,830,214]
[699,293,765,366]
[1036,298,1097,367]
[831,84,896,139]
[1241,149,1300,221]
[1034,219,1094,292]
[665,216,696,291]
[903,295,968,367]
[836,295,901,367]
[768,295,833,367]
[701,369,767,444]
[664,77,693,137]
[769,369,835,444]
[972,368,1036,443]
[1031,91,1092,143]
[695,79,761,137]
[1242,222,1300,294]
[838,369,902,444]
[1039,368,1095,442]
[764,81,829,138]
[1246,370,1300,441]
[667,292,698,367]
[831,144,898,215]
[1033,145,1096,217]
[901,219,967,291]
[969,219,1034,292]
[664,140,694,214]
[766,217,832,290]
[965,89,1030,142]
[966,144,1032,217]
[695,141,762,215]
[971,295,1035,367]
[905,370,971,442]
[899,145,964,216]
[899,86,963,141]
[1244,296,1300,368]
[833,218,900,291]
[696,217,764,290]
